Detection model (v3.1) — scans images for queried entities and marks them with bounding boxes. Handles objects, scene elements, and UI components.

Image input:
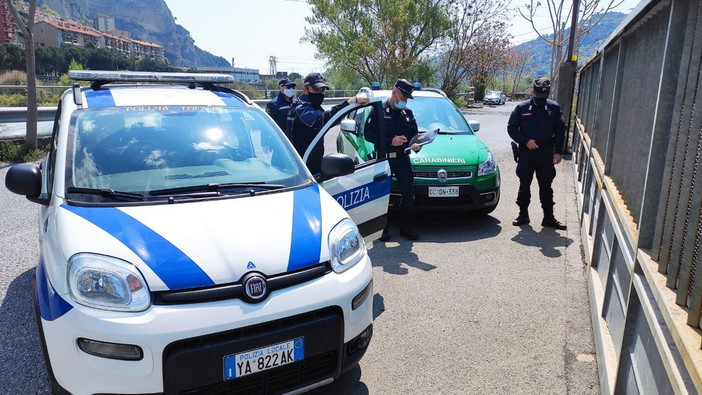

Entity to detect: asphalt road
[0,101,598,394]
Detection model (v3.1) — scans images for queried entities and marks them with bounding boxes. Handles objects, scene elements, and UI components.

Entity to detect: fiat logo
[437,169,448,182]
[243,274,268,301]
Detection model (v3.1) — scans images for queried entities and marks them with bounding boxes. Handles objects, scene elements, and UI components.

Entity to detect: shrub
[0,141,47,163]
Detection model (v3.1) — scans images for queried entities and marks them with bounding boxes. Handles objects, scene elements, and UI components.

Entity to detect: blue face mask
[395,100,407,109]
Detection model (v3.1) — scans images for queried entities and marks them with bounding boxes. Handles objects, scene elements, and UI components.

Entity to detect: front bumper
[37,256,374,395]
[391,184,500,210]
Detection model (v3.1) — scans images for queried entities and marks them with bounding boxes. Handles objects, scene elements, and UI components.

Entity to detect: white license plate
[223,337,304,380]
[428,186,460,197]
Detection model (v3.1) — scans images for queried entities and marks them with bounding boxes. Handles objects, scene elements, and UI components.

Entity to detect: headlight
[68,253,150,312]
[328,218,366,273]
[478,152,497,176]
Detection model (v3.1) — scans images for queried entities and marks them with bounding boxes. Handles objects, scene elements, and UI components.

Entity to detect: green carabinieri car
[336,88,500,215]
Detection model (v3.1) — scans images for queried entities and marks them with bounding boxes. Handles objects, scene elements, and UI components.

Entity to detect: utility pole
[556,0,580,153]
[269,56,277,76]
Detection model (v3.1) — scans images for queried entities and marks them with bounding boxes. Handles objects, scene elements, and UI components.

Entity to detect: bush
[0,93,27,106]
[0,141,47,163]
[0,70,28,85]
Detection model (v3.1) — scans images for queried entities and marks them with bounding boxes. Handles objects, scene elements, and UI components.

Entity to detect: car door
[303,100,390,243]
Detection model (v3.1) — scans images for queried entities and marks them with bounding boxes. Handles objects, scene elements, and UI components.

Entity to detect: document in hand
[404,128,439,152]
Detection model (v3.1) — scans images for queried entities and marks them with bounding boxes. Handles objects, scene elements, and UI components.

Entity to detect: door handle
[373,173,388,182]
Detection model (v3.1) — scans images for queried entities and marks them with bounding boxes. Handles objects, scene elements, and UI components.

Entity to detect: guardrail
[0,98,350,141]
[572,0,702,392]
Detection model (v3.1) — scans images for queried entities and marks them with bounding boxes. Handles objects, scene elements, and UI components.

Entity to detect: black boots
[379,227,389,242]
[512,207,530,226]
[542,216,567,230]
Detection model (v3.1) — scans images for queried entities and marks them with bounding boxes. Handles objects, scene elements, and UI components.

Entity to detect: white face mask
[283,88,295,98]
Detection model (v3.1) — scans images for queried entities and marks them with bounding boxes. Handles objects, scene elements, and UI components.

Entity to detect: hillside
[515,12,627,77]
[35,0,229,68]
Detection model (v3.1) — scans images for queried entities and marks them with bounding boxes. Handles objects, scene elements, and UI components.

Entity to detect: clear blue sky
[162,0,641,74]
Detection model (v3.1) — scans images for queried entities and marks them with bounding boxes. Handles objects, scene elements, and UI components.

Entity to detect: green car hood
[409,134,489,167]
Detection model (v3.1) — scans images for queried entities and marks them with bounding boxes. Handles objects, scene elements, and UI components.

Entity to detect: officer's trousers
[389,155,415,223]
[515,147,556,211]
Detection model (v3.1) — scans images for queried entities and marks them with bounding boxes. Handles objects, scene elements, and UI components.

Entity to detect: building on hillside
[0,2,17,44]
[33,19,164,60]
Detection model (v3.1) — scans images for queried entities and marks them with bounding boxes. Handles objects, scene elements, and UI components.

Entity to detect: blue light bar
[413,82,422,90]
[371,82,381,90]
[68,70,234,84]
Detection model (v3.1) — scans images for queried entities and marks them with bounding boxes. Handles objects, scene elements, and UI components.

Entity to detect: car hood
[410,134,490,167]
[56,184,346,292]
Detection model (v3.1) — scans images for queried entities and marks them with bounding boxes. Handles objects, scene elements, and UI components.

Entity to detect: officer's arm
[296,106,326,130]
[507,107,528,145]
[553,106,567,154]
[322,101,351,124]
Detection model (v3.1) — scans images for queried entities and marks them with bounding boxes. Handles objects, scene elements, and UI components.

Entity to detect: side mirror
[469,120,480,132]
[5,163,48,204]
[340,119,356,133]
[319,153,355,179]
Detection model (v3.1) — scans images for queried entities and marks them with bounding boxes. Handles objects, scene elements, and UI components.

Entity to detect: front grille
[163,307,344,394]
[414,170,472,179]
[181,351,337,395]
[152,263,330,305]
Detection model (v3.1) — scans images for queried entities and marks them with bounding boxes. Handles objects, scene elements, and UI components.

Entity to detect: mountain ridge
[35,0,230,68]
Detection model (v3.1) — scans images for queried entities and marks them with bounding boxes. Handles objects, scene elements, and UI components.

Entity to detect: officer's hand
[411,143,421,152]
[391,135,407,146]
[553,153,562,164]
[526,139,539,150]
[354,93,369,105]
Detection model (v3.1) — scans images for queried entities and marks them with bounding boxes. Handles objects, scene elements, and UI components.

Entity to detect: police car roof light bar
[68,70,235,90]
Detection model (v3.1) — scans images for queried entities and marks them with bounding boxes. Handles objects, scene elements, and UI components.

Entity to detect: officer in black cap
[287,72,368,174]
[266,78,297,135]
[507,77,567,230]
[377,78,422,241]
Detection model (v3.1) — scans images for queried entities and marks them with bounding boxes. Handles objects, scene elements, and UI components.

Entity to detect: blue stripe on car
[84,89,116,108]
[332,177,391,211]
[36,255,73,321]
[61,205,215,290]
[212,91,244,106]
[287,184,322,271]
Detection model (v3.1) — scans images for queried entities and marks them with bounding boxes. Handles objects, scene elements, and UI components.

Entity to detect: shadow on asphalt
[0,268,50,393]
[510,224,574,258]
[308,360,369,395]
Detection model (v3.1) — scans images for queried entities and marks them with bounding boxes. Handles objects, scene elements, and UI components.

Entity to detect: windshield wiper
[148,182,285,197]
[66,187,146,201]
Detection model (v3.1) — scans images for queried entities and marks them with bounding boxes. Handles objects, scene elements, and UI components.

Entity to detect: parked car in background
[336,87,500,215]
[483,90,506,105]
[4,71,384,394]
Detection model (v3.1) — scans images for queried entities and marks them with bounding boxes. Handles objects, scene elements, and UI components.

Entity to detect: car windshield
[486,91,500,96]
[407,96,474,135]
[65,106,308,201]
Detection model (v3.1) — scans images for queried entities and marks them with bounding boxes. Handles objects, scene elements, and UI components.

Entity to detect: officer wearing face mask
[377,78,422,241]
[266,78,296,136]
[508,77,567,230]
[287,72,368,174]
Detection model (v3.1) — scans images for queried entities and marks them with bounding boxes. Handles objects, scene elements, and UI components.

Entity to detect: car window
[407,97,473,135]
[65,106,308,199]
[320,105,379,170]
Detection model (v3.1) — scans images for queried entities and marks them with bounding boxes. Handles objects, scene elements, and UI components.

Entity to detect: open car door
[303,100,390,243]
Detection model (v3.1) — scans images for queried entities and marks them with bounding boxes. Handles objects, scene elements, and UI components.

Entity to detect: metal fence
[572,0,702,392]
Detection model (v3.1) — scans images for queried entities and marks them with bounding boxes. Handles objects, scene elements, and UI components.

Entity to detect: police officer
[266,78,296,135]
[507,77,567,230]
[378,79,422,241]
[287,72,368,174]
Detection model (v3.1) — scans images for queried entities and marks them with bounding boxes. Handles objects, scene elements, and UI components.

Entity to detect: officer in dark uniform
[378,78,422,241]
[287,72,368,174]
[507,77,567,230]
[266,78,296,136]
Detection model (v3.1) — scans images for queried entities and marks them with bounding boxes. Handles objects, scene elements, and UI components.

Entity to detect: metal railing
[572,0,702,392]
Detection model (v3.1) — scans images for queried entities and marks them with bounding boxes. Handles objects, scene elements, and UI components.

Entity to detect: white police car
[5,71,391,394]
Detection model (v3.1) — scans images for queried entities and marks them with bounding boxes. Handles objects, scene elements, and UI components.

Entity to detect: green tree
[437,0,511,100]
[0,43,25,71]
[304,0,450,86]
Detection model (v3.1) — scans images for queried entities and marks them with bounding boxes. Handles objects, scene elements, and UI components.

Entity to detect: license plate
[223,337,304,380]
[428,186,459,197]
